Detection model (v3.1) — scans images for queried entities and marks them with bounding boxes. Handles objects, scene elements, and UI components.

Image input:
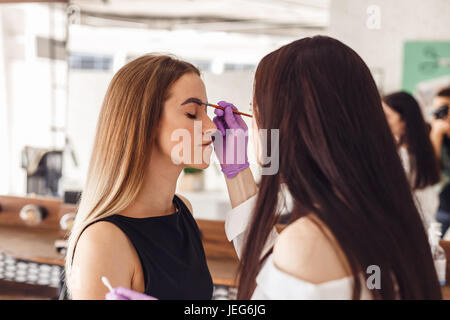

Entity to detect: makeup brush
[203,102,253,118]
[182,98,253,118]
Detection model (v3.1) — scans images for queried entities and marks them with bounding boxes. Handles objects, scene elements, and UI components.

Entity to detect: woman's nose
[202,114,218,138]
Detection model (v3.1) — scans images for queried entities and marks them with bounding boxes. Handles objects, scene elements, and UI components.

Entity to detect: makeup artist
[430,87,450,237]
[214,36,441,299]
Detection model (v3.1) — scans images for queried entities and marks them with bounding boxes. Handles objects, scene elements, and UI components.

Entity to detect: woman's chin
[187,161,210,170]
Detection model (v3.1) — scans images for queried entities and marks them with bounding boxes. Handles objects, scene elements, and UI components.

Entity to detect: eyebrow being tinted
[181,97,205,106]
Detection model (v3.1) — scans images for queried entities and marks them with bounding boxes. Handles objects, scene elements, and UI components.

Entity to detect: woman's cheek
[175,123,197,165]
[159,130,176,161]
[159,122,185,163]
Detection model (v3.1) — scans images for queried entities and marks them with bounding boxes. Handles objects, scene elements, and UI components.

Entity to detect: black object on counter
[63,191,82,204]
[21,147,63,197]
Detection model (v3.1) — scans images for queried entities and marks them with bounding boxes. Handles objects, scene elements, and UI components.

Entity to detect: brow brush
[183,98,253,118]
[203,102,253,118]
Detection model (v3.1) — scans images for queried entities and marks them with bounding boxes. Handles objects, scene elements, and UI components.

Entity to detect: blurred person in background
[382,92,440,230]
[429,87,450,237]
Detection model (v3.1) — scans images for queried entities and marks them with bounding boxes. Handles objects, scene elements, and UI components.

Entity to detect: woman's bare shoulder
[74,220,139,269]
[273,215,351,284]
[71,220,136,299]
[76,220,130,250]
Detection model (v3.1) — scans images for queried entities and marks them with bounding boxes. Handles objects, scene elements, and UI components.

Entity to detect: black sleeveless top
[86,195,213,300]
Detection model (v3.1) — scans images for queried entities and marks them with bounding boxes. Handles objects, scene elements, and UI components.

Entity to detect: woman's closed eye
[181,98,204,120]
[186,112,197,119]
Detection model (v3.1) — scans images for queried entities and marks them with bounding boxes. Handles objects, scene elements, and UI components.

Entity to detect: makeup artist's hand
[105,287,158,300]
[431,118,450,136]
[212,101,249,179]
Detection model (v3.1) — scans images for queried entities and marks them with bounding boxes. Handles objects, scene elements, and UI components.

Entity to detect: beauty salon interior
[0,0,450,301]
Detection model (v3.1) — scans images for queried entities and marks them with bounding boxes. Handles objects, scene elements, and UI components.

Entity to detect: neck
[121,151,182,218]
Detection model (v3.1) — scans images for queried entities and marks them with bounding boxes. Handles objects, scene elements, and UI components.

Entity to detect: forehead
[382,102,394,113]
[382,103,401,120]
[434,96,450,108]
[167,72,206,101]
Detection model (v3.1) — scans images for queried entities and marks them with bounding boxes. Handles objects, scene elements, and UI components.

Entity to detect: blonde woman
[65,55,217,299]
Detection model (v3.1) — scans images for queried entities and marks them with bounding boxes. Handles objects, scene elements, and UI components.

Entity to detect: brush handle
[206,103,252,118]
[101,276,114,293]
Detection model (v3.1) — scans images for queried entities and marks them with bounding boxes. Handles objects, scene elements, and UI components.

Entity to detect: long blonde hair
[65,54,200,296]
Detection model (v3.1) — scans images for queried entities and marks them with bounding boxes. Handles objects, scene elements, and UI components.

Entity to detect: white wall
[0,9,9,194]
[68,24,294,66]
[63,71,112,191]
[327,0,450,94]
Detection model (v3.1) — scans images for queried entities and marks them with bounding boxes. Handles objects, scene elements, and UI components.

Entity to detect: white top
[225,195,373,300]
[398,146,440,230]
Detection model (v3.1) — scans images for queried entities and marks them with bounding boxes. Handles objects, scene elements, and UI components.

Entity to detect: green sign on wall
[402,41,450,94]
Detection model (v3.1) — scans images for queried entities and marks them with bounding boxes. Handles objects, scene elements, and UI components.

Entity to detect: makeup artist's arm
[224,167,257,208]
[213,102,277,259]
[223,167,278,260]
[70,222,138,300]
[213,101,257,208]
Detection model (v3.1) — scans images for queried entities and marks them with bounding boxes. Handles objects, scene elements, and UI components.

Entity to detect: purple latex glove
[212,101,249,179]
[105,286,158,300]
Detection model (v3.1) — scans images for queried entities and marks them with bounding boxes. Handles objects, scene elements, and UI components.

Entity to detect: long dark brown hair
[237,36,441,299]
[383,92,440,190]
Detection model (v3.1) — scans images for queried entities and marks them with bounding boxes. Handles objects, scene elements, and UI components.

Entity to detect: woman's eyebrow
[181,97,204,106]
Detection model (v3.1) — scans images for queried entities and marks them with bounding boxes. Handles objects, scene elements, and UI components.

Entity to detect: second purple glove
[212,101,249,179]
[105,286,158,300]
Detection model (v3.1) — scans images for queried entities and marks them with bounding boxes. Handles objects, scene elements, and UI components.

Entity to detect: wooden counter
[0,225,66,266]
[0,280,58,300]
